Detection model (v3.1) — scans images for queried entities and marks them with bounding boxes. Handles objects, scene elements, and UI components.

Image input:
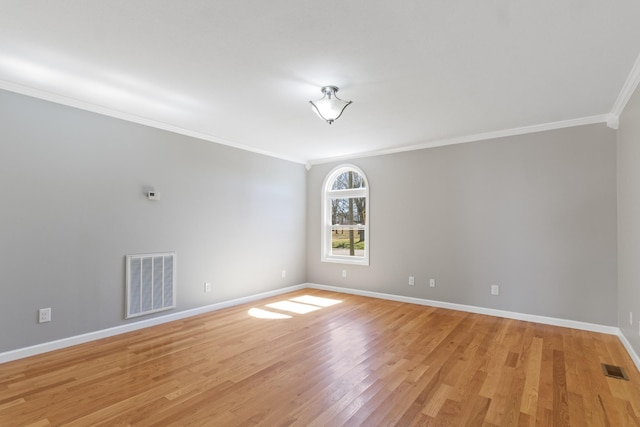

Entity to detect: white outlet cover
[429,279,436,288]
[38,308,51,323]
[409,276,415,286]
[204,282,211,293]
[342,270,347,278]
[491,285,499,296]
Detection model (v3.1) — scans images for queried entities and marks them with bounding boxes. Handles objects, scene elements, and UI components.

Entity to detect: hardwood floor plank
[421,383,452,418]
[552,349,570,426]
[520,336,543,417]
[1,289,639,426]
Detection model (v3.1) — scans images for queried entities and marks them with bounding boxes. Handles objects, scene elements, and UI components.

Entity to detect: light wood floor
[1,289,639,426]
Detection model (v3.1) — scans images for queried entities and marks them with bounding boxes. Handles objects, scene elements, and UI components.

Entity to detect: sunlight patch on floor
[266,300,321,314]
[247,308,292,319]
[248,295,343,319]
[290,295,342,307]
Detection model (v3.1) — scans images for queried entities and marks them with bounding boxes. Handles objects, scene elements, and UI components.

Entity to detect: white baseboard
[306,283,620,334]
[0,284,306,364]
[307,283,640,372]
[617,331,640,373]
[4,282,639,374]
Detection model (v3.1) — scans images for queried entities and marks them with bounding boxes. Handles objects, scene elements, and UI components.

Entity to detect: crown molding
[308,114,610,166]
[610,51,640,118]
[3,75,628,169]
[0,80,307,165]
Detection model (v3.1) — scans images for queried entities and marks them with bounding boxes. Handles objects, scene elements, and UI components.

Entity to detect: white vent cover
[126,252,176,319]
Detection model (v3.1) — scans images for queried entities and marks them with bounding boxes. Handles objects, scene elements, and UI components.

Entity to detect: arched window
[322,165,369,265]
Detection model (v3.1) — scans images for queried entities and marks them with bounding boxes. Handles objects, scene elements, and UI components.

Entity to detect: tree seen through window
[322,166,369,264]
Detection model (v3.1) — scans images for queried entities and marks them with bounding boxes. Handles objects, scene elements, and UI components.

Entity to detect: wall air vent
[126,252,176,319]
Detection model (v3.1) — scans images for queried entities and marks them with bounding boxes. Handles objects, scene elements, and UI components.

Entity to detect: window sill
[321,256,369,266]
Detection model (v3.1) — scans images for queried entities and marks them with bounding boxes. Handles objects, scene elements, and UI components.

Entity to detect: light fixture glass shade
[309,86,352,124]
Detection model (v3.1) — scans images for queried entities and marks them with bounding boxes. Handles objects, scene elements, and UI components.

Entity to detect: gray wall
[307,124,618,325]
[618,83,640,355]
[0,89,307,353]
[0,85,624,355]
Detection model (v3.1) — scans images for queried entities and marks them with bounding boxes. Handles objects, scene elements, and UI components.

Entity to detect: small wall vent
[601,363,629,381]
[126,252,176,319]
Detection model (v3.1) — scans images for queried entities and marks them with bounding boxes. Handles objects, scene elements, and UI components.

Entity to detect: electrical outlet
[204,282,211,293]
[491,285,499,296]
[429,278,436,288]
[631,311,634,326]
[281,270,286,279]
[408,276,415,286]
[342,269,347,278]
[38,308,51,323]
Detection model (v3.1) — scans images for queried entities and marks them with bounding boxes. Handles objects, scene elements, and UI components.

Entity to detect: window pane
[331,170,366,190]
[331,197,366,225]
[331,226,365,257]
[322,164,369,266]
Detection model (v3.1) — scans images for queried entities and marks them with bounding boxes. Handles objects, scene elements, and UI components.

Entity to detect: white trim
[321,164,370,266]
[2,79,618,169]
[0,80,306,165]
[0,284,306,364]
[3,282,638,372]
[610,51,640,118]
[308,115,610,166]
[617,332,640,373]
[327,188,367,198]
[309,282,640,369]
[306,283,620,335]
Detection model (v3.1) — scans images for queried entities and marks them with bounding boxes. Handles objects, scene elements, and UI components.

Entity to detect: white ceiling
[1,1,640,164]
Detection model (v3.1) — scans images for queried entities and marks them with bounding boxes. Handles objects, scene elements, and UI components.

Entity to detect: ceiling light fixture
[309,86,352,124]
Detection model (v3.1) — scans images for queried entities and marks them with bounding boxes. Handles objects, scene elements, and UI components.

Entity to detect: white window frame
[321,164,369,266]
